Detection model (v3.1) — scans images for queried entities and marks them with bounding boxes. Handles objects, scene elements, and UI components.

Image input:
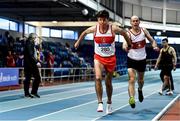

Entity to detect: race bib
[99,43,111,53]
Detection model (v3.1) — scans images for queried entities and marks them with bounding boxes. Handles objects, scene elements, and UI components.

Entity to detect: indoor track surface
[0,70,180,121]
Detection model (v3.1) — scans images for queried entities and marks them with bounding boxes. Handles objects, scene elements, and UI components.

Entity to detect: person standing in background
[155,38,177,95]
[23,33,41,98]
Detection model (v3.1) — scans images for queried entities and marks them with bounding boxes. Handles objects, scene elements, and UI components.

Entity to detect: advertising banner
[0,68,19,86]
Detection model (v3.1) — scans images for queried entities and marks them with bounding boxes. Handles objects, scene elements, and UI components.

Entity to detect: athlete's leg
[170,72,174,90]
[160,70,164,83]
[128,68,136,97]
[137,71,144,90]
[128,68,136,108]
[94,59,104,103]
[137,71,144,102]
[105,71,113,114]
[105,72,113,104]
[163,75,172,95]
[165,70,173,95]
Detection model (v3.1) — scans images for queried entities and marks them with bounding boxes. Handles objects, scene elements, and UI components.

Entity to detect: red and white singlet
[128,28,146,60]
[93,24,116,72]
[94,24,115,57]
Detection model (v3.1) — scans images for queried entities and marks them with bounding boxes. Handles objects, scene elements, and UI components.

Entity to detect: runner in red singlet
[74,10,131,114]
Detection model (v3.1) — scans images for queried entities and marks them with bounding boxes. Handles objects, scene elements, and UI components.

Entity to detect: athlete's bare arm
[143,28,158,49]
[122,32,130,52]
[74,26,96,49]
[112,25,131,46]
[170,47,177,69]
[155,49,163,69]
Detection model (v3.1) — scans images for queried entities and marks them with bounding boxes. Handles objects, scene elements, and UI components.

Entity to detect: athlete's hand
[36,62,41,68]
[173,64,176,71]
[74,41,80,49]
[122,47,128,52]
[153,47,160,52]
[122,46,130,53]
[154,65,158,70]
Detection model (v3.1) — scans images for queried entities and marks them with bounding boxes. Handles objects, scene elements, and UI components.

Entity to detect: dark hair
[162,38,168,43]
[96,10,109,19]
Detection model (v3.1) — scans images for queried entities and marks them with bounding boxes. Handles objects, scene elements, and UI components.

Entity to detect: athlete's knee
[105,79,112,87]
[129,77,135,83]
[164,75,170,81]
[138,79,144,83]
[95,76,102,82]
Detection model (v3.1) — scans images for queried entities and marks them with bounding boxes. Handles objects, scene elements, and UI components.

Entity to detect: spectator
[47,51,55,82]
[0,31,9,67]
[24,33,41,98]
[16,52,24,84]
[6,50,16,67]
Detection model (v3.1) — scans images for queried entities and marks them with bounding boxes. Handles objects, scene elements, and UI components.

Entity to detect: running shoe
[106,103,112,114]
[129,97,135,108]
[166,91,173,95]
[138,88,144,102]
[97,103,103,112]
[158,89,163,95]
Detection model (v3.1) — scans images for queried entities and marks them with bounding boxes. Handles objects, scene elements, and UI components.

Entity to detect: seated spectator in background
[47,51,55,82]
[65,42,72,53]
[16,52,24,67]
[0,50,3,67]
[0,32,9,67]
[37,46,44,66]
[16,52,24,84]
[62,60,73,68]
[4,31,15,51]
[6,50,16,67]
[14,37,25,55]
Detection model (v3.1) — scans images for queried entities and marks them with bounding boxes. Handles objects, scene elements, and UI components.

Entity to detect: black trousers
[160,71,174,90]
[24,65,41,95]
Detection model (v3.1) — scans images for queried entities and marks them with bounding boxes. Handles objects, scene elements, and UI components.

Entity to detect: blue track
[0,70,179,121]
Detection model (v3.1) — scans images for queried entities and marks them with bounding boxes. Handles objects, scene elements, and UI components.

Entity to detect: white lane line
[0,74,157,97]
[0,84,128,113]
[28,83,159,121]
[0,82,94,98]
[0,87,95,113]
[0,81,128,104]
[0,86,94,104]
[152,94,180,121]
[27,90,129,121]
[92,90,159,121]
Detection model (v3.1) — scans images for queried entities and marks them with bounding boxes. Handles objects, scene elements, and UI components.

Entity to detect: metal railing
[19,67,95,85]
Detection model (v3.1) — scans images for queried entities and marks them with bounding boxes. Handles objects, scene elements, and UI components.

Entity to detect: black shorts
[127,57,146,72]
[161,65,173,76]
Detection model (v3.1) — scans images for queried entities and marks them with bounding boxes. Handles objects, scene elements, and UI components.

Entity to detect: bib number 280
[101,47,110,53]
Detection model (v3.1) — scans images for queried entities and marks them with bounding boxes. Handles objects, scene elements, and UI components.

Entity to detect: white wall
[123,0,180,24]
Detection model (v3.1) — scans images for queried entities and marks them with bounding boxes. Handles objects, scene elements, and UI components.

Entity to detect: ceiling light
[156,31,161,35]
[82,9,89,16]
[52,21,58,24]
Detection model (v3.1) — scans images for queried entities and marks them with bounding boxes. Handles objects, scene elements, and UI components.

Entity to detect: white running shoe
[97,103,103,112]
[106,103,112,114]
[166,91,173,95]
[158,89,163,95]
